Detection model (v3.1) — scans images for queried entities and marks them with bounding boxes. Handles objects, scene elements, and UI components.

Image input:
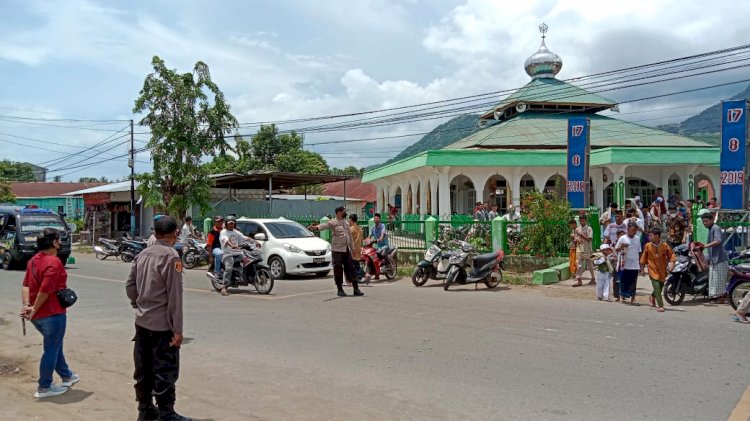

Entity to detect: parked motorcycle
[663,243,709,305]
[94,237,121,260]
[411,240,453,286]
[120,237,147,263]
[181,237,210,269]
[206,241,274,294]
[443,240,504,291]
[360,238,381,284]
[377,243,398,280]
[727,262,750,311]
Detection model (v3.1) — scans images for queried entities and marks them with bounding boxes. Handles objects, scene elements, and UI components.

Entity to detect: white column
[418,178,427,216]
[429,176,438,217]
[591,167,604,210]
[510,172,522,207]
[438,171,451,218]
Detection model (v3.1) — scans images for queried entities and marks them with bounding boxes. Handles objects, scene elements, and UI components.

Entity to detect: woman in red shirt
[21,228,79,398]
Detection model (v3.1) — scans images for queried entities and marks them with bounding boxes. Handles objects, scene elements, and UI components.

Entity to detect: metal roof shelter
[210,171,353,213]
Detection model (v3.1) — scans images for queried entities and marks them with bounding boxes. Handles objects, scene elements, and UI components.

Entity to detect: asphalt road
[1,254,748,421]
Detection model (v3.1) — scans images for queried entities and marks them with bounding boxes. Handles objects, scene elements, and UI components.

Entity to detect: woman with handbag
[20,228,79,398]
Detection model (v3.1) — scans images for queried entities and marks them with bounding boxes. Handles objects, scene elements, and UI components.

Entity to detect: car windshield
[265,222,314,239]
[20,216,66,233]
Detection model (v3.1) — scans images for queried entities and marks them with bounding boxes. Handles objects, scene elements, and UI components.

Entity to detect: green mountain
[657,83,750,145]
[380,114,481,165]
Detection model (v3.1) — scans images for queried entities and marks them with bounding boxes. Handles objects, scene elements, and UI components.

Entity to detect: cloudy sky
[1,0,749,181]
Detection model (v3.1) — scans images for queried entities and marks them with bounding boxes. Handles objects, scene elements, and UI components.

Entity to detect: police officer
[309,206,363,297]
[126,216,190,421]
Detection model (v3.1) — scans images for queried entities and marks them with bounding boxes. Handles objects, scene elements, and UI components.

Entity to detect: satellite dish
[516,102,528,113]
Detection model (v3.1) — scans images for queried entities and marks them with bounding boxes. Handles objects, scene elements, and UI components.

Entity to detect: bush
[512,190,572,257]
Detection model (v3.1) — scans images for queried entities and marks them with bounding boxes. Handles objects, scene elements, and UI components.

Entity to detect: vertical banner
[567,117,591,208]
[720,100,749,209]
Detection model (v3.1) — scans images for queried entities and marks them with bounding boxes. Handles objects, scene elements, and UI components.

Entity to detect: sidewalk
[545,272,655,303]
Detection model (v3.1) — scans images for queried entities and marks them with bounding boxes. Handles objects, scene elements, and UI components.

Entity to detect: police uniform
[126,239,184,419]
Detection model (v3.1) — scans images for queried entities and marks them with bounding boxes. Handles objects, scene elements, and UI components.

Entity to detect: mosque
[362,25,720,216]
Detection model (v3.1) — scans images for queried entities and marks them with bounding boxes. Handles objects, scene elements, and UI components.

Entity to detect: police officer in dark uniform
[126,216,191,421]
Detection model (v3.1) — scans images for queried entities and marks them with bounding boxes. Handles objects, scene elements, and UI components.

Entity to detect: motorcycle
[206,241,274,294]
[443,240,504,291]
[411,240,453,286]
[94,237,121,260]
[181,237,210,269]
[663,243,709,305]
[360,238,381,284]
[377,243,398,280]
[120,237,147,263]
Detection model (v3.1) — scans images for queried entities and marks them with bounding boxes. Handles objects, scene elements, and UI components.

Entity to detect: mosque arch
[520,173,536,195]
[482,175,510,213]
[694,173,715,204]
[544,174,566,198]
[426,180,432,215]
[450,174,476,215]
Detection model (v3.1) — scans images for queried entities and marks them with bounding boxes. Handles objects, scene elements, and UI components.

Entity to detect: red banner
[84,192,111,206]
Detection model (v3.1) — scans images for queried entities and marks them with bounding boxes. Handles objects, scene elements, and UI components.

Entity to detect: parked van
[0,205,72,269]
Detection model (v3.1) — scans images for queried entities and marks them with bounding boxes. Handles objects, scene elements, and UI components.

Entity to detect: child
[590,244,615,301]
[639,227,676,313]
[572,214,595,287]
[568,219,578,278]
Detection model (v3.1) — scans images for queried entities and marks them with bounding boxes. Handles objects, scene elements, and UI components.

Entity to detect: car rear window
[265,222,314,239]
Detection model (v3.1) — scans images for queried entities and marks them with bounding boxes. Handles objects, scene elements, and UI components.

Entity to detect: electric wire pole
[129,119,136,238]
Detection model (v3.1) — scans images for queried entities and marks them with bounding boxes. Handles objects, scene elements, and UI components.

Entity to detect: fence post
[499,219,508,253]
[492,216,503,252]
[319,216,331,242]
[425,216,437,245]
[203,218,211,237]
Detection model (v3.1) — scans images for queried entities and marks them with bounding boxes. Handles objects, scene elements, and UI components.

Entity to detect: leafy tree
[52,175,62,182]
[203,137,260,175]
[330,166,363,176]
[251,124,304,168]
[0,180,15,203]
[78,177,100,183]
[133,56,238,217]
[276,150,329,174]
[0,160,36,182]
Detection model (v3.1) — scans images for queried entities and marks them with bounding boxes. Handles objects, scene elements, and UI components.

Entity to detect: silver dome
[524,38,563,79]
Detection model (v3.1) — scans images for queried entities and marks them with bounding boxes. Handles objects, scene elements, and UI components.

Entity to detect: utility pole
[129,119,136,238]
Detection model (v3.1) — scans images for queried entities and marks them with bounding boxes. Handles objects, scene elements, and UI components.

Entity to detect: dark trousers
[332,250,356,286]
[133,324,180,415]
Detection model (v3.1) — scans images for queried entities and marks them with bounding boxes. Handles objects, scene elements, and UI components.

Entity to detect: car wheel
[268,256,286,279]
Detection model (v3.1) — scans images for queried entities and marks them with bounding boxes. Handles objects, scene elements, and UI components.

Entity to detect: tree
[251,124,304,168]
[276,150,329,174]
[0,180,15,203]
[330,166,363,177]
[0,160,36,182]
[78,177,100,183]
[133,56,238,217]
[52,175,62,182]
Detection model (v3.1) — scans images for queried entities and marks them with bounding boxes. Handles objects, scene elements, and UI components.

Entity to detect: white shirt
[616,235,642,270]
[220,228,248,252]
[180,223,195,243]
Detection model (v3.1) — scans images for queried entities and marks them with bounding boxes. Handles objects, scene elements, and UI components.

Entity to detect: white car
[236,218,332,279]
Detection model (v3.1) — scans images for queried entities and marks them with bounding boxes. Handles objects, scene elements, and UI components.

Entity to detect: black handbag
[32,261,77,308]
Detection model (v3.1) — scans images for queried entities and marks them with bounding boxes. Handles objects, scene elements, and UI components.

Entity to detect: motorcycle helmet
[225,215,237,226]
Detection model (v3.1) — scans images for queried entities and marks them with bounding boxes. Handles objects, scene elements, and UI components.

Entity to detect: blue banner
[720,100,749,210]
[567,117,590,208]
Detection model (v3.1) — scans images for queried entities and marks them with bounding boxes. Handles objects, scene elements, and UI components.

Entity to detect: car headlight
[326,244,331,252]
[283,243,303,253]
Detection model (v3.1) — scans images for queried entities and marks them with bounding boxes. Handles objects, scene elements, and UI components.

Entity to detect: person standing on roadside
[126,216,190,421]
[568,219,578,278]
[616,222,642,305]
[348,214,364,283]
[309,206,363,297]
[640,228,675,313]
[20,228,79,398]
[699,212,728,303]
[572,214,595,287]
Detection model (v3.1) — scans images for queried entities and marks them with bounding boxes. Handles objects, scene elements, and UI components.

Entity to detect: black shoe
[352,288,364,297]
[137,406,159,421]
[158,412,192,421]
[337,288,347,297]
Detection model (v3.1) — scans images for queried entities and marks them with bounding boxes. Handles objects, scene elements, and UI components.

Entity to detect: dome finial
[524,23,562,79]
[539,22,548,40]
